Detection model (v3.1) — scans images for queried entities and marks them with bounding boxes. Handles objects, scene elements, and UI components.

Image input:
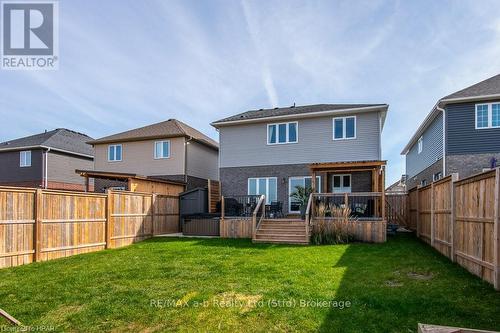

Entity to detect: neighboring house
[211,103,388,214]
[386,175,407,194]
[402,74,500,190]
[0,128,94,191]
[88,119,219,192]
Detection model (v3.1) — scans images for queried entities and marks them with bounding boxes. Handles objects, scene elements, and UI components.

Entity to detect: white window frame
[247,177,278,204]
[266,121,299,145]
[107,144,122,162]
[476,103,500,129]
[332,116,356,140]
[288,176,321,213]
[417,136,423,154]
[19,150,31,167]
[332,174,352,193]
[154,140,171,159]
[433,172,442,182]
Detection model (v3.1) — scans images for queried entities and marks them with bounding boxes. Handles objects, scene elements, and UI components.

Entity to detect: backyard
[0,234,499,333]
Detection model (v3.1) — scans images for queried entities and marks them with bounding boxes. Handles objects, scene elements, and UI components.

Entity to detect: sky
[1,0,500,185]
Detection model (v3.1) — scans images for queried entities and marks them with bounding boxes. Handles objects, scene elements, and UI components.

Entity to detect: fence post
[431,182,435,248]
[105,190,112,249]
[416,185,420,238]
[151,193,157,236]
[34,189,43,262]
[450,173,459,262]
[494,168,500,290]
[221,196,225,220]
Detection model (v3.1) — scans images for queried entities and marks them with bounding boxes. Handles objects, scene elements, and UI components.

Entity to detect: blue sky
[1,0,500,184]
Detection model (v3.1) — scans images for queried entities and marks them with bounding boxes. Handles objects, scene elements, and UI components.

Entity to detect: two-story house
[402,74,500,190]
[88,119,219,192]
[0,128,94,191]
[211,103,388,214]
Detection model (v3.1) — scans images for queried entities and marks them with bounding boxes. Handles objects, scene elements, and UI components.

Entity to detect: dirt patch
[407,272,433,280]
[385,280,403,287]
[212,292,263,314]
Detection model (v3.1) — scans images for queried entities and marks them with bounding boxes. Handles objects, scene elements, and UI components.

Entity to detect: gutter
[436,106,446,176]
[211,105,388,128]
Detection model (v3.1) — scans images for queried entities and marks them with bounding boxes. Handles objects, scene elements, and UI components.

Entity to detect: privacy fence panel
[0,187,180,269]
[409,169,500,289]
[385,194,408,226]
[454,171,497,285]
[153,195,179,235]
[39,190,107,262]
[0,187,36,268]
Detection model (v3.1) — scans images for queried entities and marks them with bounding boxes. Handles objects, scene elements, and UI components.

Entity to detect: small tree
[289,185,313,219]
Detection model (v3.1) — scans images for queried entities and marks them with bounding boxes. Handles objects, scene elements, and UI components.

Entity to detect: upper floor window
[267,122,298,145]
[108,144,122,161]
[417,136,423,154]
[154,140,170,159]
[19,150,31,167]
[476,103,500,129]
[333,116,356,140]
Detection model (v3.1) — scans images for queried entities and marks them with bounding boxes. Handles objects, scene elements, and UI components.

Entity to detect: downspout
[437,105,446,176]
[44,147,51,189]
[184,136,193,184]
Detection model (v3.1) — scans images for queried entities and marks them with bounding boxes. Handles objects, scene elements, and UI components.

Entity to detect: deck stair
[253,219,309,245]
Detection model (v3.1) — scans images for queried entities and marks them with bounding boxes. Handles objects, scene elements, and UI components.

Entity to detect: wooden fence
[386,193,408,226]
[0,187,179,269]
[408,169,500,290]
[208,179,221,213]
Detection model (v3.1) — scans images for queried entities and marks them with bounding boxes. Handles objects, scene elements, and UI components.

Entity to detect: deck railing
[310,192,385,221]
[252,195,266,239]
[221,195,261,217]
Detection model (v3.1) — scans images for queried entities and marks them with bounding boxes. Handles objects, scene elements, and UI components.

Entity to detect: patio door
[332,174,351,193]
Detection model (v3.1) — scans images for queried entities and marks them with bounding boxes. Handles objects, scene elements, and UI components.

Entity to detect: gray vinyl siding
[186,141,219,181]
[406,113,443,178]
[0,149,43,182]
[47,151,93,185]
[446,101,500,155]
[219,111,381,168]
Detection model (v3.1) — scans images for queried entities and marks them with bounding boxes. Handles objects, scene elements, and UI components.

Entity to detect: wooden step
[253,239,308,245]
[258,225,305,230]
[255,234,307,241]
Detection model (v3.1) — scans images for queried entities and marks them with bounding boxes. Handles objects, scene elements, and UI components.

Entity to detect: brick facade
[220,164,373,213]
[406,159,443,190]
[446,153,500,179]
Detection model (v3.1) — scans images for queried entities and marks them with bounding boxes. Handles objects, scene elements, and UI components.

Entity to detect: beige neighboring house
[88,119,219,192]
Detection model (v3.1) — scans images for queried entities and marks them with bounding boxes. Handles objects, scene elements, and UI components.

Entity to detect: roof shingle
[89,119,218,149]
[0,129,94,156]
[442,74,500,100]
[212,103,387,125]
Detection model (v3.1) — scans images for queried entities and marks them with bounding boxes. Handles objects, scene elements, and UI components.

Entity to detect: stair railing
[252,195,266,239]
[304,193,314,243]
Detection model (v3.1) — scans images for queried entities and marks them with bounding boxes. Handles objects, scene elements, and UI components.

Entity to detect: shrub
[310,202,357,245]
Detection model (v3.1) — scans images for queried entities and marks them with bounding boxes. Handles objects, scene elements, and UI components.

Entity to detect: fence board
[220,218,252,238]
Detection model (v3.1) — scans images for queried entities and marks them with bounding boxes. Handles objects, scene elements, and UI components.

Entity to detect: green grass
[0,234,499,332]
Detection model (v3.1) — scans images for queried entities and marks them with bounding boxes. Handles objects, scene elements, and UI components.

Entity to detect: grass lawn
[0,234,499,333]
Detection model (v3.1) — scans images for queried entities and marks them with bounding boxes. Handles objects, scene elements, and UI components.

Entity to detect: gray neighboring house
[88,119,219,192]
[0,129,94,191]
[402,73,500,190]
[211,103,388,214]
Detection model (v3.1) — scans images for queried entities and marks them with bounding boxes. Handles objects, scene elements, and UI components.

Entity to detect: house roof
[401,73,500,155]
[442,74,500,100]
[0,128,94,157]
[88,119,218,150]
[211,104,388,127]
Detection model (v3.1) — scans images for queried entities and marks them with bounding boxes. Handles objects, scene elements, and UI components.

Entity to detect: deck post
[381,166,386,221]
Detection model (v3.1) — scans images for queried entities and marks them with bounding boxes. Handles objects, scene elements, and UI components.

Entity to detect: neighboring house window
[267,122,298,144]
[420,180,427,187]
[332,116,356,140]
[417,136,423,154]
[108,144,122,161]
[289,176,321,213]
[433,172,442,182]
[19,150,31,167]
[248,177,277,204]
[476,103,500,129]
[154,140,170,159]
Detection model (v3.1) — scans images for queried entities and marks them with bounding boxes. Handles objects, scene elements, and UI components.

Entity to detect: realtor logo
[1,1,58,70]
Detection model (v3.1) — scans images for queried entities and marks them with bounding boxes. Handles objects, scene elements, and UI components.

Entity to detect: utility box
[180,187,208,216]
